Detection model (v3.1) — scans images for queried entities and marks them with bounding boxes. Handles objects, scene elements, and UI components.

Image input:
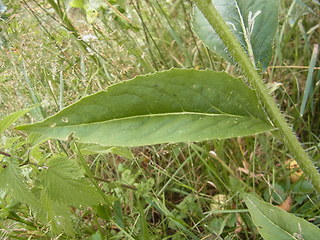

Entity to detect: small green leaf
[244,194,320,240]
[40,156,102,207]
[0,108,31,135]
[108,147,134,160]
[0,160,41,211]
[88,231,103,240]
[69,0,107,23]
[17,69,274,147]
[192,0,279,71]
[94,204,111,221]
[42,196,75,236]
[74,143,134,159]
[69,0,85,9]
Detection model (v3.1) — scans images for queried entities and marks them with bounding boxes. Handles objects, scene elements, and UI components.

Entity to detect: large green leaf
[244,194,320,240]
[17,69,274,146]
[192,0,278,71]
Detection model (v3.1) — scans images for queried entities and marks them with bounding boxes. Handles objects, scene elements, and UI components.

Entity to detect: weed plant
[0,0,319,239]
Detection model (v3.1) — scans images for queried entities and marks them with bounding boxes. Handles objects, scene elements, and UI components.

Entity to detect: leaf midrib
[32,111,269,129]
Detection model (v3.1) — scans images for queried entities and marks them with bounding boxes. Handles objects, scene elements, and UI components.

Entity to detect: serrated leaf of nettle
[40,156,102,207]
[0,161,41,211]
[17,69,274,147]
[244,194,320,240]
[192,0,278,71]
[42,195,75,236]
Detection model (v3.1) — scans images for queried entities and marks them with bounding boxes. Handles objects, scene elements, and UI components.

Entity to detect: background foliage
[0,0,319,239]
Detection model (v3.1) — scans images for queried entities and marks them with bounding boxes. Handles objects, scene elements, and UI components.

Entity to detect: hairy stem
[192,0,320,193]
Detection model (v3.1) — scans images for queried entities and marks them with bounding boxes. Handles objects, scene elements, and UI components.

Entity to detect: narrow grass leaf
[192,0,279,71]
[17,69,274,146]
[244,194,320,240]
[138,202,152,240]
[149,199,200,240]
[0,108,31,135]
[113,200,125,230]
[300,44,319,116]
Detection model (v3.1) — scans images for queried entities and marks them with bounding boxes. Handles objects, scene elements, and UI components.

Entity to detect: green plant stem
[75,144,135,239]
[192,0,320,193]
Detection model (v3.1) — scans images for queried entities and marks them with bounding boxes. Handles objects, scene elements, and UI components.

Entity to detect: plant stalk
[74,144,135,239]
[192,0,320,193]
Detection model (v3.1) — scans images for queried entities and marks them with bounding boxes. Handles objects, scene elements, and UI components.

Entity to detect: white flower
[0,0,7,14]
[81,34,98,42]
